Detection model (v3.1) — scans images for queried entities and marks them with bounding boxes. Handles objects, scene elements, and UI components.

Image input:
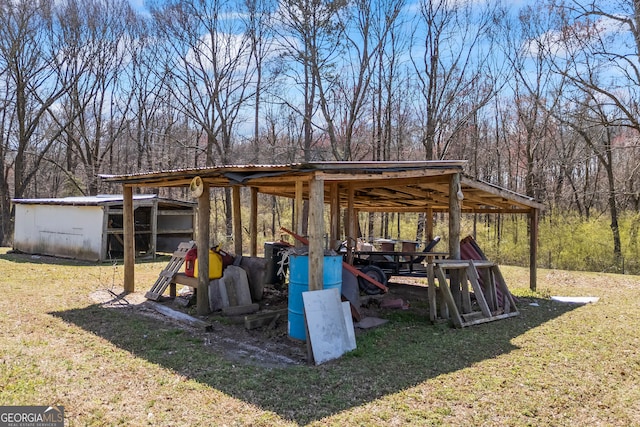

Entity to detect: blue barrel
[288,254,342,341]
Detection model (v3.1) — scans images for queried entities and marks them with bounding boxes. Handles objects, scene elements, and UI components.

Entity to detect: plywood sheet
[342,301,356,351]
[303,288,356,364]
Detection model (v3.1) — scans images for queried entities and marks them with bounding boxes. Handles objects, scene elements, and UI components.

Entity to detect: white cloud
[522,14,628,59]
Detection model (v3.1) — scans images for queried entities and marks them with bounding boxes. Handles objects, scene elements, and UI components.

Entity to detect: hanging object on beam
[189,176,204,198]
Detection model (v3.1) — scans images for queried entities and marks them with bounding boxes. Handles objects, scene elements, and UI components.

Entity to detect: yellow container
[194,249,223,279]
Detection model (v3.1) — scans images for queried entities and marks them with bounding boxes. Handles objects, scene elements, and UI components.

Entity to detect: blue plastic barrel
[288,254,342,341]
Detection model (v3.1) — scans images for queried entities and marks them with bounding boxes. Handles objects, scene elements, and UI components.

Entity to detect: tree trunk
[605,160,622,270]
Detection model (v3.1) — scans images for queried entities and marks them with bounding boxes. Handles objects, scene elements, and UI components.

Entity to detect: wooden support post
[308,176,324,291]
[434,265,462,328]
[449,173,462,304]
[232,186,242,256]
[426,207,434,242]
[249,187,258,257]
[346,183,356,265]
[295,179,304,248]
[427,262,437,322]
[329,182,340,250]
[529,208,539,292]
[449,173,461,258]
[196,182,211,315]
[123,185,135,293]
[150,199,158,258]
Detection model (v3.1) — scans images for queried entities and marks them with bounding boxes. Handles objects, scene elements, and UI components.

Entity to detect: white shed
[12,195,195,261]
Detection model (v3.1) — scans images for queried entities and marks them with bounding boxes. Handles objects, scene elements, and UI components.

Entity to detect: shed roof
[100,161,544,214]
[12,194,195,208]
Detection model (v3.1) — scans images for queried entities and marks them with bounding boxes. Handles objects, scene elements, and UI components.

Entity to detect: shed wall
[14,204,104,261]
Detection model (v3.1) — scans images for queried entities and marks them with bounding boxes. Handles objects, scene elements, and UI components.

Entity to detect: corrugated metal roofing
[12,194,195,207]
[98,161,544,213]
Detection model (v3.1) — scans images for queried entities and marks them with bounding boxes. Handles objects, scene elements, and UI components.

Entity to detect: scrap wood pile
[460,235,517,309]
[430,235,519,328]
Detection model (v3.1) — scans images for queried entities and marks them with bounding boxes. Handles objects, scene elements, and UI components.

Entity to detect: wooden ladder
[145,241,196,301]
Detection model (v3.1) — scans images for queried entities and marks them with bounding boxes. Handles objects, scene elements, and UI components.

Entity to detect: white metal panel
[14,204,104,261]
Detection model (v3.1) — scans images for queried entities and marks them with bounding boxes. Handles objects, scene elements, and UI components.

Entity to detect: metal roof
[12,194,195,208]
[100,161,544,213]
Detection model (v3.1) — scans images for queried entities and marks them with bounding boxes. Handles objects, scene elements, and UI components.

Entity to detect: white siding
[14,204,104,261]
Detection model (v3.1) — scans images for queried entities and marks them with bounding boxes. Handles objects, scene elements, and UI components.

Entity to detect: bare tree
[151,0,254,166]
[314,0,406,161]
[150,0,255,237]
[554,95,624,268]
[0,71,13,245]
[538,0,640,269]
[122,13,201,180]
[274,0,349,162]
[244,0,277,163]
[411,0,506,160]
[0,0,81,242]
[53,0,138,195]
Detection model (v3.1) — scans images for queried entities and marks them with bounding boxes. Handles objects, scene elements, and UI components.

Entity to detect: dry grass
[1,249,640,426]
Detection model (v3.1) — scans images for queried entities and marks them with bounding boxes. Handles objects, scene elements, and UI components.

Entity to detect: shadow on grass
[0,251,170,266]
[50,295,583,425]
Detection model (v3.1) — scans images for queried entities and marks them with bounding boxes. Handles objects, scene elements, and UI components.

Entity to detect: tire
[358,265,387,295]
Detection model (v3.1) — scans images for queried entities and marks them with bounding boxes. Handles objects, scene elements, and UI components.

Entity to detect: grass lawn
[1,247,639,426]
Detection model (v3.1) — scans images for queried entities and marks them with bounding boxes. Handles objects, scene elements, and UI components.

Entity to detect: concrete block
[223,265,252,306]
[239,257,268,301]
[208,278,224,311]
[222,303,260,316]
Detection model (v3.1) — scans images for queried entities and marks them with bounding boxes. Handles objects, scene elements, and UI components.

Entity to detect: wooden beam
[196,182,211,315]
[460,208,534,214]
[249,187,258,257]
[314,168,460,182]
[465,261,492,317]
[358,205,450,213]
[449,173,461,259]
[329,182,340,250]
[150,199,158,258]
[123,185,135,293]
[147,301,212,330]
[530,208,539,291]
[426,207,434,242]
[244,309,288,329]
[295,179,304,248]
[427,262,437,322]
[232,186,242,256]
[434,265,463,328]
[448,173,462,307]
[308,176,325,291]
[346,183,356,265]
[460,176,545,210]
[333,174,452,190]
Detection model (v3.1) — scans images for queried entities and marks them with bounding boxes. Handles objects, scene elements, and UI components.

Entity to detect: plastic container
[288,254,342,341]
[264,242,289,285]
[194,249,223,279]
[184,247,197,277]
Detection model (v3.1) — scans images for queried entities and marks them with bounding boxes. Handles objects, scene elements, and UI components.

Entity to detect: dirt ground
[91,278,430,368]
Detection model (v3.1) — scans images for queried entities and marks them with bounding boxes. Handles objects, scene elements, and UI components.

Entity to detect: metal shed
[12,195,195,262]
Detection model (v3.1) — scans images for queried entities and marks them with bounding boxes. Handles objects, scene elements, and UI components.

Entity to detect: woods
[1,0,639,271]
